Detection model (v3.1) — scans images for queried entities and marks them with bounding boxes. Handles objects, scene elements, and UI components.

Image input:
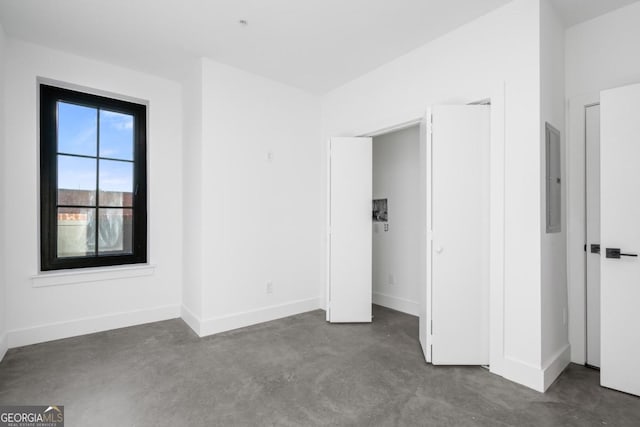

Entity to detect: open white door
[600,83,640,396]
[418,114,430,361]
[425,105,490,365]
[327,137,372,323]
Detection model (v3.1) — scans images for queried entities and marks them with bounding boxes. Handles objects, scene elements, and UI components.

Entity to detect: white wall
[181,58,324,336]
[321,0,552,391]
[566,2,640,99]
[540,0,570,389]
[372,126,420,316]
[565,1,640,364]
[181,60,204,332]
[3,40,183,347]
[0,24,7,361]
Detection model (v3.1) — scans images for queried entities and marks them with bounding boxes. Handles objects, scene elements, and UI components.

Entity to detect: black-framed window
[40,84,147,271]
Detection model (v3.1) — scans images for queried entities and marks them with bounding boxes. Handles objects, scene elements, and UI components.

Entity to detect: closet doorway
[326,104,491,367]
[372,125,421,318]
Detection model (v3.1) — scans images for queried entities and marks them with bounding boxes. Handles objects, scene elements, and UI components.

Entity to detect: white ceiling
[0,0,511,92]
[0,0,637,93]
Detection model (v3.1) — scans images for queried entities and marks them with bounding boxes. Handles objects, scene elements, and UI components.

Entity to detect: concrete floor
[0,306,638,426]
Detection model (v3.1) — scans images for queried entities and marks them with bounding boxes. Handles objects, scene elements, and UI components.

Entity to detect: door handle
[590,244,600,254]
[605,248,638,259]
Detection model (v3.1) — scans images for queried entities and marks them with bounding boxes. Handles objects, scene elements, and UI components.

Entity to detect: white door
[426,105,490,365]
[418,115,430,361]
[600,83,640,396]
[585,104,601,368]
[328,137,372,323]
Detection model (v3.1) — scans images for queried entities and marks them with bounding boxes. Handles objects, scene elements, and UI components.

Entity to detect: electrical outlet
[266,281,274,294]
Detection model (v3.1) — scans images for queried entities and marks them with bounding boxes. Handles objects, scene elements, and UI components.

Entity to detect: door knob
[606,248,638,259]
[435,246,443,254]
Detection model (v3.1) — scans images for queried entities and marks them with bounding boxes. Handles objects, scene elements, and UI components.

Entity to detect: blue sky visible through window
[99,110,134,160]
[58,102,96,156]
[57,102,134,194]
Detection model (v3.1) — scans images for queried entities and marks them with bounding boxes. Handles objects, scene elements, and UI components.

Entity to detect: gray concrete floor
[0,305,638,426]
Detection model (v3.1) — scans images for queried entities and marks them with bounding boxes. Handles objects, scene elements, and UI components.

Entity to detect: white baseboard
[197,297,322,337]
[180,304,201,336]
[505,359,544,392]
[0,333,7,363]
[494,356,545,392]
[8,305,181,348]
[543,344,571,391]
[491,344,571,393]
[373,292,419,316]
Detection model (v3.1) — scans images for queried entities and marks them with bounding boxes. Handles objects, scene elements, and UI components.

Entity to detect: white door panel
[585,104,601,368]
[419,115,430,362]
[328,137,372,323]
[600,83,640,396]
[429,105,490,365]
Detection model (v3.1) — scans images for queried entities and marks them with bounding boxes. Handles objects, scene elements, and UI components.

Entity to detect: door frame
[324,82,506,372]
[566,93,600,365]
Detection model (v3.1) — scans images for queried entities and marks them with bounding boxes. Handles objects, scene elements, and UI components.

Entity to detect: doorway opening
[326,104,492,367]
[569,83,640,397]
[584,103,601,370]
[371,125,421,319]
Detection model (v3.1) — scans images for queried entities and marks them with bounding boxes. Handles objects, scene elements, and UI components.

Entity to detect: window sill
[31,264,155,288]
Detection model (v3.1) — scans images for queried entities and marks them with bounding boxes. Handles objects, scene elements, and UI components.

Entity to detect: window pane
[99,110,134,160]
[58,102,97,156]
[99,160,133,207]
[57,155,97,205]
[98,208,133,254]
[57,208,96,257]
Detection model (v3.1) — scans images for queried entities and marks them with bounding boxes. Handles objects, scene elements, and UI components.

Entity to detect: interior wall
[321,0,547,391]
[539,0,570,389]
[566,2,640,99]
[180,60,204,332]
[181,58,324,336]
[372,126,420,315]
[3,40,183,347]
[565,1,640,364]
[0,24,7,361]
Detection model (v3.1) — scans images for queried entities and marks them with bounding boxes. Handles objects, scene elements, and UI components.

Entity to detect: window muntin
[40,85,147,270]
